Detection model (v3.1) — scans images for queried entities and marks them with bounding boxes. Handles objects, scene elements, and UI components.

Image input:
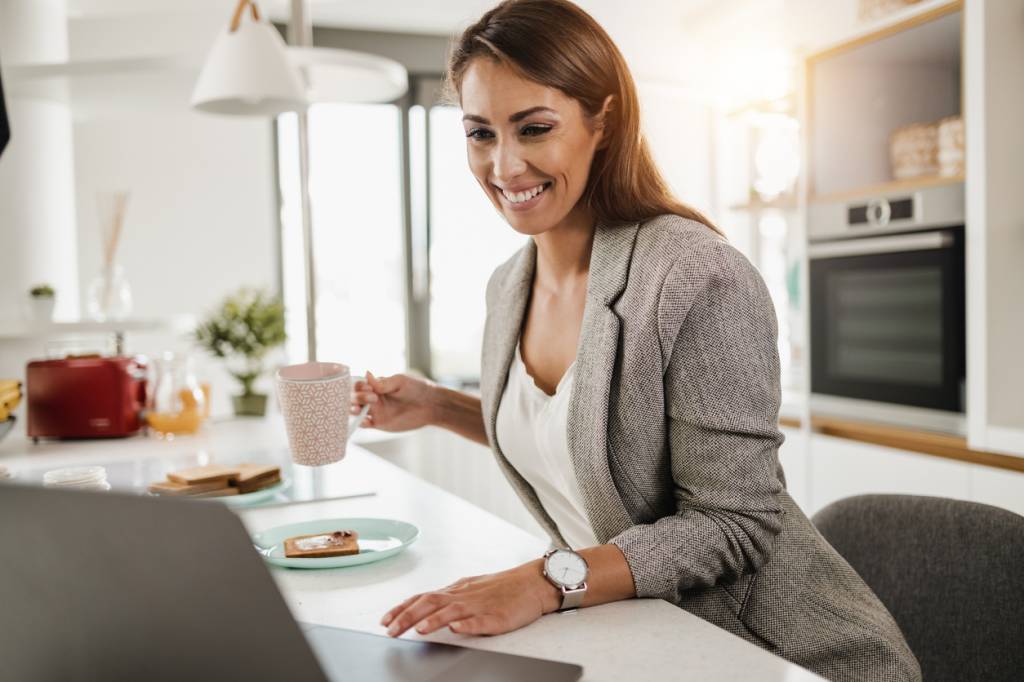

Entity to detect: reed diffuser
[86,191,134,321]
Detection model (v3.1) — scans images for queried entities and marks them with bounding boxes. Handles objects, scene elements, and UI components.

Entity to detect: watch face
[546,550,587,588]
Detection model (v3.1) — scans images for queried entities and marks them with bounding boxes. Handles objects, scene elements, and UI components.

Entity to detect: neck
[531,204,596,293]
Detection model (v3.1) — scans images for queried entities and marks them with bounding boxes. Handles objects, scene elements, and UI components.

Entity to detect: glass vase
[86,263,133,322]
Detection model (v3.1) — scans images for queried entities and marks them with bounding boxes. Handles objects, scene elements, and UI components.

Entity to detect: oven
[807,182,966,430]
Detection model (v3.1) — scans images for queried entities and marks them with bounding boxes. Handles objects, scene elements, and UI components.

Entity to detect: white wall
[0,2,280,417]
[639,83,714,217]
[72,113,277,320]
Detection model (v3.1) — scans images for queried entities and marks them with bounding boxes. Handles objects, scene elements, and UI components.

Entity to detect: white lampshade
[288,47,408,104]
[191,19,307,116]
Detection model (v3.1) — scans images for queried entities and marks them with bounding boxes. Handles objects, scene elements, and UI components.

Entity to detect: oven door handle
[808,231,953,259]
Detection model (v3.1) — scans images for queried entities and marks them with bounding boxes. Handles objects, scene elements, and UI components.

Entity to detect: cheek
[548,140,594,197]
[466,146,488,180]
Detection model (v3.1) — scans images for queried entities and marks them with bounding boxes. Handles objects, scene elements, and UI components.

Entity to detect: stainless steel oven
[807,182,966,432]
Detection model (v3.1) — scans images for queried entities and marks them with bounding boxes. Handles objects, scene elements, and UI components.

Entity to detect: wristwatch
[542,548,589,611]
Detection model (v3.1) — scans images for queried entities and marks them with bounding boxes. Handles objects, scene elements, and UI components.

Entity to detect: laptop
[0,483,583,682]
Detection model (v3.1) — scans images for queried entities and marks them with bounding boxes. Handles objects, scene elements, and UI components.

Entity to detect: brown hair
[444,0,719,234]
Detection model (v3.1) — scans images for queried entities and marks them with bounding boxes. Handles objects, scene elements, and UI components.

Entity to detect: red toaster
[26,355,147,441]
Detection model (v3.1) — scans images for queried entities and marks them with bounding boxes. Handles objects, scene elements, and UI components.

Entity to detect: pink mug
[275,362,370,466]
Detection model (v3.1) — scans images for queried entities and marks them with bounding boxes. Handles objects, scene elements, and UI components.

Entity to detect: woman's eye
[466,128,494,140]
[521,125,551,137]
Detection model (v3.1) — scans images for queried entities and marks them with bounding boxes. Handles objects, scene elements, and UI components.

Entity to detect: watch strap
[559,583,587,611]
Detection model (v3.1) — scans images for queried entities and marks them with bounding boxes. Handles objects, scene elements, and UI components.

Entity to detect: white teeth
[501,183,548,204]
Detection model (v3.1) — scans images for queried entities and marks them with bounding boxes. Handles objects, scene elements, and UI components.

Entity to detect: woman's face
[460,58,606,236]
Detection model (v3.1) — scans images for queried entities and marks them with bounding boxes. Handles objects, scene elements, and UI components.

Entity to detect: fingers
[366,370,400,395]
[381,593,420,628]
[384,593,449,637]
[412,603,470,635]
[449,614,503,636]
[350,391,378,406]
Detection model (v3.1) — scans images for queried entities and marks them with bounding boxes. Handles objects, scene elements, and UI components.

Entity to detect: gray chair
[812,494,1024,682]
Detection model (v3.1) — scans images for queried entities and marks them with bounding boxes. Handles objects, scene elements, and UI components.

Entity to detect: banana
[0,379,24,421]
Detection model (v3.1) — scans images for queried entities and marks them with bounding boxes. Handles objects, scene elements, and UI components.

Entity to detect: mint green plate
[252,517,419,569]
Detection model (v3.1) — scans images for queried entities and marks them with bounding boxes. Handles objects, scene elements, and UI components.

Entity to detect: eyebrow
[462,106,557,124]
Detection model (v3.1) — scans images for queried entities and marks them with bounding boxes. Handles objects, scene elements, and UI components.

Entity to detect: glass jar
[146,352,207,439]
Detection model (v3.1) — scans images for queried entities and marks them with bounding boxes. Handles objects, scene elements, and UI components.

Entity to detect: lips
[496,181,552,209]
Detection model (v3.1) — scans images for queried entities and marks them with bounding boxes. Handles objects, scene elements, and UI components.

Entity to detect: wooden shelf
[805,2,963,201]
[778,414,1024,474]
[810,174,964,203]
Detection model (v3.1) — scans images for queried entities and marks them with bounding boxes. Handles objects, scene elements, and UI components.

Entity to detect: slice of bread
[235,463,281,494]
[284,530,359,558]
[148,479,230,496]
[167,464,240,486]
[190,487,240,498]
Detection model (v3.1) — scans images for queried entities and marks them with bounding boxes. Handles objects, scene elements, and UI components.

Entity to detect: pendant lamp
[191,0,307,116]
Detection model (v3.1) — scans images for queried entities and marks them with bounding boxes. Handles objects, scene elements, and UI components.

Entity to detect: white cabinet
[970,466,1024,517]
[808,433,972,515]
[789,431,1023,518]
[779,426,811,511]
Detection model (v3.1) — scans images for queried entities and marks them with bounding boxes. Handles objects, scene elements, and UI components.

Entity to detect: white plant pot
[28,297,55,322]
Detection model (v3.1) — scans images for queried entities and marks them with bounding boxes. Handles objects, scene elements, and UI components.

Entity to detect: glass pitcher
[146,352,207,439]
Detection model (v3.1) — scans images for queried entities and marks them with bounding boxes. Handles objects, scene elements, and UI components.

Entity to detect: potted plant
[28,284,56,322]
[194,288,286,417]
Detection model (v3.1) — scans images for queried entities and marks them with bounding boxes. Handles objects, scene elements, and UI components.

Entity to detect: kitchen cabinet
[779,428,1023,518]
[795,0,1024,456]
[809,433,972,513]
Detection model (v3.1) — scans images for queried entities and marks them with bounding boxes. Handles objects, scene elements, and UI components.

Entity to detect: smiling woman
[355,2,923,681]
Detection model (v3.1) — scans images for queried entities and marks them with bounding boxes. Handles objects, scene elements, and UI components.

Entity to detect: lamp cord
[229,0,262,32]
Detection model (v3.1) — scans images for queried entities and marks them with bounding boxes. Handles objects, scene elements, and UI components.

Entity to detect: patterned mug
[275,362,370,466]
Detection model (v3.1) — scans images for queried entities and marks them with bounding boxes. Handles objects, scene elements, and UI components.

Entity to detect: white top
[495,341,600,549]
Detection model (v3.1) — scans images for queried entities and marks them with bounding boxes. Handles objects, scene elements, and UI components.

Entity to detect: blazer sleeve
[609,240,786,603]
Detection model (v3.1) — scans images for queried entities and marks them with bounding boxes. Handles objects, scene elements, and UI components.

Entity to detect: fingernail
[387,625,399,637]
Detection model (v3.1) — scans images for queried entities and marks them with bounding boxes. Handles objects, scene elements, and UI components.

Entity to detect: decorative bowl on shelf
[0,416,15,443]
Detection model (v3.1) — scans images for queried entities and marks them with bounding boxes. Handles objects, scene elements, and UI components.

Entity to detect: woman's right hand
[351,371,437,433]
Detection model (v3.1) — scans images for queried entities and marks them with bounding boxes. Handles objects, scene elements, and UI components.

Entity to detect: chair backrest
[812,494,1024,682]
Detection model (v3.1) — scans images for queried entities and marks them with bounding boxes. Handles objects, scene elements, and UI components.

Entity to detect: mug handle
[348,375,371,441]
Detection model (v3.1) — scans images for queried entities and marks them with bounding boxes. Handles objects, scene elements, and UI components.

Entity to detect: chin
[503,213,556,237]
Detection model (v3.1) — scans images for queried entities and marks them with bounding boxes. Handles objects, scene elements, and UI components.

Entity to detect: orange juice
[146,409,203,435]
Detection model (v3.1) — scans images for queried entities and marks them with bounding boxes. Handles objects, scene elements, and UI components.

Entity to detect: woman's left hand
[381,561,559,637]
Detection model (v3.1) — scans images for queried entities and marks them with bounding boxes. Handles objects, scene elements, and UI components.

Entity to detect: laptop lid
[0,483,328,682]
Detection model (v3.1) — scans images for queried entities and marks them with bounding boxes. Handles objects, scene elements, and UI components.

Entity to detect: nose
[490,137,528,185]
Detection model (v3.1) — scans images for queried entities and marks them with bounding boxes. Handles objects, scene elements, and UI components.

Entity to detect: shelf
[809,173,964,203]
[806,3,963,200]
[0,316,195,341]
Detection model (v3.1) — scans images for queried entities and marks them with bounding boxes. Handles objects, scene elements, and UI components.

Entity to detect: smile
[497,181,552,210]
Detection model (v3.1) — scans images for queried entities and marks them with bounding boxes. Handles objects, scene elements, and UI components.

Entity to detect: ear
[594,94,615,150]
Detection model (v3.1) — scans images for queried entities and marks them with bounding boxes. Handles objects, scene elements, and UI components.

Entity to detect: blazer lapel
[481,239,566,545]
[481,221,641,547]
[567,221,640,543]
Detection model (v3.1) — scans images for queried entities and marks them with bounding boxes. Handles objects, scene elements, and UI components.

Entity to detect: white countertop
[0,417,822,681]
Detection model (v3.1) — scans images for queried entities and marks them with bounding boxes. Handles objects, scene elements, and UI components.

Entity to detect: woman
[353,2,921,680]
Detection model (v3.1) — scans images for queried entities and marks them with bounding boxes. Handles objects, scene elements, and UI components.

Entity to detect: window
[277,104,407,376]
[426,105,527,383]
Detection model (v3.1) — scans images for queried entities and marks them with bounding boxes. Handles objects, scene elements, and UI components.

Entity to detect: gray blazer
[479,215,922,682]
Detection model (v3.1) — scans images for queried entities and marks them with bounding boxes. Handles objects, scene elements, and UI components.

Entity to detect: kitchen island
[0,418,821,681]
